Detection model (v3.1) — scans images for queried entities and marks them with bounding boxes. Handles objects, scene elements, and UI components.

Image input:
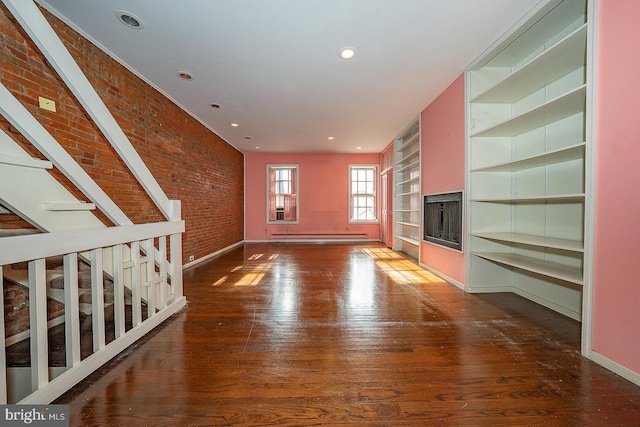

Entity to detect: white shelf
[472,232,583,253]
[394,119,421,258]
[397,221,419,228]
[397,176,420,186]
[472,143,585,173]
[395,131,419,152]
[396,191,419,197]
[473,251,583,286]
[484,0,587,68]
[471,193,585,204]
[395,235,419,246]
[396,148,419,166]
[466,0,590,324]
[395,159,419,174]
[471,85,586,138]
[472,25,587,104]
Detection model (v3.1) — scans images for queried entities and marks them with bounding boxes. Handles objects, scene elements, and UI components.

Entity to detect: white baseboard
[418,262,465,291]
[589,351,640,387]
[244,238,380,244]
[512,287,581,321]
[182,240,244,269]
[466,285,514,294]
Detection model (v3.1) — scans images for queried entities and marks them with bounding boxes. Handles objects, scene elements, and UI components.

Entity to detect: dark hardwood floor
[56,243,640,426]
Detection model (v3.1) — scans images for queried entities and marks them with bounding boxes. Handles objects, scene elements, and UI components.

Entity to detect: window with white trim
[349,165,378,223]
[267,165,298,222]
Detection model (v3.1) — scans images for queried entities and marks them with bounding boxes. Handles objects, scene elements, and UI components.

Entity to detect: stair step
[0,126,111,236]
[3,281,65,341]
[0,228,41,238]
[0,153,52,169]
[49,270,113,290]
[43,202,96,211]
[4,302,148,368]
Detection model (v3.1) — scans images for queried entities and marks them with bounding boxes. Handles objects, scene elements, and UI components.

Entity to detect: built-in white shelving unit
[465,0,591,324]
[393,119,420,259]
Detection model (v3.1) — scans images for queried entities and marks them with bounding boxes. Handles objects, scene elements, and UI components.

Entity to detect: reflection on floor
[56,243,640,426]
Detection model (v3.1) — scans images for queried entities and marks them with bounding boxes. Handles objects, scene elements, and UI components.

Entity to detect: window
[267,165,298,222]
[349,165,378,223]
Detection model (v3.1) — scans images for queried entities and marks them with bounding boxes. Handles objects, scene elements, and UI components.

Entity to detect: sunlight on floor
[362,247,445,285]
[211,253,279,287]
[212,275,228,286]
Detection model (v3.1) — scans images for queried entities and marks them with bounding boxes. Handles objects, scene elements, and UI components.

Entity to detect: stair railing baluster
[159,235,168,309]
[112,244,126,338]
[146,238,156,317]
[90,248,106,351]
[131,241,142,327]
[28,259,49,392]
[63,253,81,367]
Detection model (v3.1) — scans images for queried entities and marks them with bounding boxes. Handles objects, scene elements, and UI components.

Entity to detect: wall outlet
[188,255,195,261]
[38,96,56,112]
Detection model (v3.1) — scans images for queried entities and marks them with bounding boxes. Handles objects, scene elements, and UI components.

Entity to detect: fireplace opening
[423,191,462,251]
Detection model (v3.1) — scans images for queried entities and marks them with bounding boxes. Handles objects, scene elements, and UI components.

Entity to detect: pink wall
[419,75,466,284]
[592,0,640,373]
[245,152,381,241]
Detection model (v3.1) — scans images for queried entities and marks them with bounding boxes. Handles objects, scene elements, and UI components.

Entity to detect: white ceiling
[37,0,542,154]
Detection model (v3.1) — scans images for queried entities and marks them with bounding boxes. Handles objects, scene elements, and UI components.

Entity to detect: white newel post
[169,200,184,300]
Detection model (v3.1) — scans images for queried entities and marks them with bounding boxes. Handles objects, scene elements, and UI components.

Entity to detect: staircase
[0,129,104,232]
[2,248,138,346]
[0,126,150,312]
[0,0,186,405]
[3,252,144,364]
[0,126,184,404]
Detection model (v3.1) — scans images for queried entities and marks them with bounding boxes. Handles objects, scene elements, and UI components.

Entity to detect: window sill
[348,220,380,225]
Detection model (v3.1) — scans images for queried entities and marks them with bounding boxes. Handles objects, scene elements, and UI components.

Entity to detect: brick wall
[0,4,244,262]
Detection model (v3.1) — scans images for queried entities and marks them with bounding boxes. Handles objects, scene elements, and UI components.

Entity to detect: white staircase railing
[0,217,185,404]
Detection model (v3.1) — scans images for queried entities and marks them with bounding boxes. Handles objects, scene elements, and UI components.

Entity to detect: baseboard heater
[271,233,368,239]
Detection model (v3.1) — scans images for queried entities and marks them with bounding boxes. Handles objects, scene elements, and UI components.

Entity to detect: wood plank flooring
[56,243,640,426]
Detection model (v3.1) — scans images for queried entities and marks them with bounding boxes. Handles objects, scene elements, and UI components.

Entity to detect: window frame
[348,164,379,224]
[266,164,299,224]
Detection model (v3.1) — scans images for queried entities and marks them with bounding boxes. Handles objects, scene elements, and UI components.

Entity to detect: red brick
[0,4,244,262]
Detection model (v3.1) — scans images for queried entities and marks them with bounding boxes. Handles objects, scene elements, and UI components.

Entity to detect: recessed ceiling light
[116,10,144,29]
[327,136,334,140]
[339,47,356,60]
[356,146,362,150]
[230,123,239,127]
[255,146,261,150]
[177,71,193,80]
